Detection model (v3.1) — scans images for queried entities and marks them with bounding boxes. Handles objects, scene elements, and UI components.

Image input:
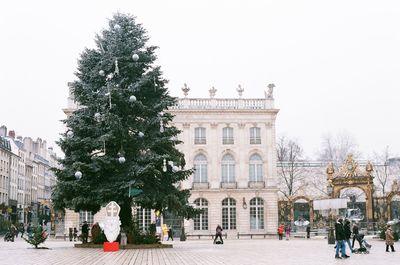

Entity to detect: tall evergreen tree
[53,13,197,228]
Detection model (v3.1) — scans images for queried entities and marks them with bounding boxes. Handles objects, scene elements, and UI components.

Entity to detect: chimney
[9,130,15,139]
[0,125,7,137]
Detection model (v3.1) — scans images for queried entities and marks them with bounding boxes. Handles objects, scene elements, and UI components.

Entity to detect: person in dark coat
[351,222,359,248]
[213,225,223,244]
[81,221,89,244]
[335,218,349,259]
[167,226,174,241]
[73,227,78,241]
[344,219,353,253]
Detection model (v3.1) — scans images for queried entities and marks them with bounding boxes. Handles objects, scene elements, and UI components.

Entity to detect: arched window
[194,154,207,183]
[222,198,236,230]
[193,198,208,230]
[221,154,235,183]
[194,127,206,144]
[222,127,234,144]
[250,127,261,144]
[250,197,264,229]
[249,154,263,182]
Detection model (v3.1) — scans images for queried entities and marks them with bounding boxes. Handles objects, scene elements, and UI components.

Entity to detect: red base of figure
[103,242,119,252]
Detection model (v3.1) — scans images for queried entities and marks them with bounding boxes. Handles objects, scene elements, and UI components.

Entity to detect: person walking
[20,223,25,238]
[278,224,284,240]
[306,225,311,239]
[213,225,224,244]
[167,226,174,241]
[73,227,78,241]
[351,222,359,249]
[344,219,353,253]
[81,221,89,244]
[335,218,349,259]
[26,223,32,239]
[386,224,396,252]
[285,225,291,240]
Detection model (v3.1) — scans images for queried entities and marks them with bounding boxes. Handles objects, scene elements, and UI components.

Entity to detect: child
[386,225,396,252]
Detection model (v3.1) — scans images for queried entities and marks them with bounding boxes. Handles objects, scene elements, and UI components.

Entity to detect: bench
[186,233,227,240]
[237,232,275,239]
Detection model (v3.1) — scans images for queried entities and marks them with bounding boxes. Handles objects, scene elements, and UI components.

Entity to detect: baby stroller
[353,234,371,254]
[3,231,14,242]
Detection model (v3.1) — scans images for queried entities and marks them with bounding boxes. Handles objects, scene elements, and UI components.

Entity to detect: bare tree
[373,146,392,196]
[318,131,360,163]
[277,136,306,200]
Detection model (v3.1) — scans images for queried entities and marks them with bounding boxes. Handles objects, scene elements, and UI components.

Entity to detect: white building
[169,86,279,236]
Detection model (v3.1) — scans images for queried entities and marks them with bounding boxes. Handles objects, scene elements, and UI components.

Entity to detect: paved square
[0,237,398,265]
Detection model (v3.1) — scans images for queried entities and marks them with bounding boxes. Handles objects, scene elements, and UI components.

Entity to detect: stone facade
[169,94,279,236]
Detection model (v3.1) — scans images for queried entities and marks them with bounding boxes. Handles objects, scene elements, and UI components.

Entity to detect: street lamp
[326,183,335,244]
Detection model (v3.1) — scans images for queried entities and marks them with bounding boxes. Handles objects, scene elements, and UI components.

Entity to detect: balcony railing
[220,182,237,189]
[192,182,210,190]
[170,98,274,110]
[248,181,265,188]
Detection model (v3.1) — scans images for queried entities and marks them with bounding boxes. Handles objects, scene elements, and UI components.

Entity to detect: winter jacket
[344,222,352,239]
[335,221,345,240]
[386,227,395,246]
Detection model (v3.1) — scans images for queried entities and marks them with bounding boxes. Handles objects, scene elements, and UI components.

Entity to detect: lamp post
[326,184,335,244]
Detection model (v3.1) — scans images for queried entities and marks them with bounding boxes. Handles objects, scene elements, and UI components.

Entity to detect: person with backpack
[213,225,223,244]
[335,218,350,259]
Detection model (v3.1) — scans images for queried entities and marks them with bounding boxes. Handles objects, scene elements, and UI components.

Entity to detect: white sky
[1,0,399,159]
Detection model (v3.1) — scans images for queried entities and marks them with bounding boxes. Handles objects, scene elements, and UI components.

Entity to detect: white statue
[100,201,121,242]
[265,83,275,99]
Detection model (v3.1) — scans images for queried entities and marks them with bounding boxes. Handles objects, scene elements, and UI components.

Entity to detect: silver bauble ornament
[94,113,101,121]
[118,156,126,164]
[99,70,105,76]
[75,171,82,179]
[129,95,137,102]
[132,54,139,61]
[138,132,144,138]
[67,131,74,138]
[114,24,121,30]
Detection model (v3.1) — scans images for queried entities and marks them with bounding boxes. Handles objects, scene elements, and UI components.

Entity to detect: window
[222,127,234,144]
[136,208,151,231]
[249,154,263,182]
[250,127,261,144]
[221,154,235,183]
[194,154,208,183]
[222,198,236,230]
[193,198,208,230]
[194,127,206,144]
[250,198,264,229]
[79,211,94,229]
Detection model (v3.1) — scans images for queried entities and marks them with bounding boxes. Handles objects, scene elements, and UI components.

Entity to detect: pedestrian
[69,227,73,241]
[285,224,291,240]
[20,223,25,238]
[278,224,284,240]
[351,222,359,249]
[14,224,19,238]
[335,218,350,259]
[73,227,78,241]
[167,226,174,241]
[26,223,32,238]
[385,224,396,252]
[81,221,89,244]
[10,224,17,240]
[344,219,353,253]
[213,224,224,244]
[306,225,311,239]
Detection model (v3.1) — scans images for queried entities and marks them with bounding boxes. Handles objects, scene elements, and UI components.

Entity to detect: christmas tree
[53,13,198,229]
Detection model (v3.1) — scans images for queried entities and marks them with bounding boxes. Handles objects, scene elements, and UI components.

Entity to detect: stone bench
[237,233,275,239]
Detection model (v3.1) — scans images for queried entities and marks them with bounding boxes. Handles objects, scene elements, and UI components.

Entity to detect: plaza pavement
[0,236,398,265]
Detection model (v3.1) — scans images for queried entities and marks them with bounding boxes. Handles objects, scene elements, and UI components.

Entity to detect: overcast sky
[1,0,399,159]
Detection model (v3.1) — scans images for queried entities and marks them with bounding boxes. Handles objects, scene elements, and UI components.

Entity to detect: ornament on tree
[114,24,121,30]
[99,70,105,76]
[67,131,74,138]
[106,73,114,80]
[160,121,164,133]
[129,95,137,102]
[163,158,167,172]
[75,171,82,179]
[132,53,139,62]
[172,166,179,173]
[118,156,126,164]
[94,112,101,122]
[114,59,119,75]
[159,111,164,116]
[138,132,144,138]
